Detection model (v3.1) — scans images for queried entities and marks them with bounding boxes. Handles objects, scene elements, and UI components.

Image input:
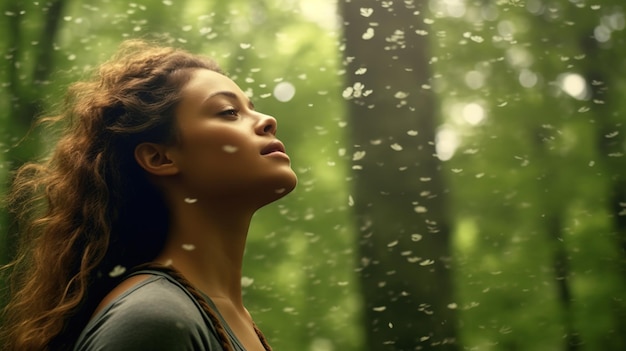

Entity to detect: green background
[1,1,624,350]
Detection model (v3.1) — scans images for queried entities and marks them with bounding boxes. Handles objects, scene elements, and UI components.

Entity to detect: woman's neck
[154,199,255,308]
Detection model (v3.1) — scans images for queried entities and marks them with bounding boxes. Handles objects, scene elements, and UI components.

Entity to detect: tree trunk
[339,1,458,349]
[579,31,626,351]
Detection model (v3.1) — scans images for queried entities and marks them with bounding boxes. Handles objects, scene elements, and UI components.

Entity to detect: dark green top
[72,270,247,351]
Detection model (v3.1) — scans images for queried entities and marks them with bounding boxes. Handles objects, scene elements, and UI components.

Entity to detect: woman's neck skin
[154,194,256,309]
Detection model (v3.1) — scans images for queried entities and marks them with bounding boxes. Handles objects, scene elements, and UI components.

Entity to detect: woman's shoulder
[97,273,202,320]
[73,273,222,351]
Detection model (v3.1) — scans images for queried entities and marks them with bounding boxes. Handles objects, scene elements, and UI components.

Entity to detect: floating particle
[352,150,366,161]
[184,197,198,204]
[470,35,484,43]
[605,131,619,138]
[109,265,126,278]
[162,0,173,5]
[239,43,251,49]
[362,28,375,40]
[414,206,427,213]
[420,259,435,266]
[275,188,286,194]
[411,233,423,242]
[355,67,367,75]
[407,130,418,136]
[447,303,458,309]
[373,306,387,312]
[360,8,373,17]
[348,195,354,206]
[394,91,409,99]
[342,86,354,99]
[390,143,403,151]
[387,240,399,247]
[182,244,196,251]
[241,276,254,287]
[222,145,238,153]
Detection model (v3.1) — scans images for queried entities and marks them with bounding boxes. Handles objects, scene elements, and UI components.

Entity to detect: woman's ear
[134,142,179,176]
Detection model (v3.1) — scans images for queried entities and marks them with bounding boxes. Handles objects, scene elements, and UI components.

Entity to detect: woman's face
[167,68,297,205]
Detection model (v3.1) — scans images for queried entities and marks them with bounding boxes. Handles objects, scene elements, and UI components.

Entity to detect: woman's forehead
[182,69,243,100]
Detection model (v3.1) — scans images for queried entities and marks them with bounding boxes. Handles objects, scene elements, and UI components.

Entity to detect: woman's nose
[256,113,277,135]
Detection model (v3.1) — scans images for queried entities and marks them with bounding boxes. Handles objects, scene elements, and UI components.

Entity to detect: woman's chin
[259,173,298,205]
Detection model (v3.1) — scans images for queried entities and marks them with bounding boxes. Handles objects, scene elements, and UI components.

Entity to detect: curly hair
[0,40,252,350]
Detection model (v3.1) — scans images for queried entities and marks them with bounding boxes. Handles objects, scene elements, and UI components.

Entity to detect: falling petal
[109,265,126,278]
[411,233,423,242]
[390,143,403,151]
[362,28,375,40]
[360,8,373,17]
[182,244,196,251]
[184,197,198,204]
[241,276,254,287]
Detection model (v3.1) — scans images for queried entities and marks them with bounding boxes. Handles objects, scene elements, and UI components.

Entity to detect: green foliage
[430,0,626,350]
[2,0,625,350]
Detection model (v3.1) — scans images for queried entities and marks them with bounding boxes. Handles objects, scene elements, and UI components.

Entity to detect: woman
[1,40,297,350]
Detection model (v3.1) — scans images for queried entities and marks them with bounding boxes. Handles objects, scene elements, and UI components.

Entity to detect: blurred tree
[340,0,458,350]
[0,0,67,264]
[429,0,626,350]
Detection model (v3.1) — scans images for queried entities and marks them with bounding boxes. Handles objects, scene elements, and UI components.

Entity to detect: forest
[1,0,624,350]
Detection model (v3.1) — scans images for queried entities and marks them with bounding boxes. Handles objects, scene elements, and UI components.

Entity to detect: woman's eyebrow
[203,91,255,109]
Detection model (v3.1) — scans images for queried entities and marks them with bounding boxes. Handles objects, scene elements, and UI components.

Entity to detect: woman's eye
[219,109,239,118]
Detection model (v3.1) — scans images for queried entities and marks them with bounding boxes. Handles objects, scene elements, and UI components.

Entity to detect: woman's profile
[1,40,297,351]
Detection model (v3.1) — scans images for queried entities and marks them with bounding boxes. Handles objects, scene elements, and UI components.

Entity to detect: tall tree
[578,6,626,349]
[339,1,457,349]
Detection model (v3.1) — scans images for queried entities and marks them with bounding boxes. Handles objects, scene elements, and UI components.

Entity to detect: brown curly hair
[0,40,269,350]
